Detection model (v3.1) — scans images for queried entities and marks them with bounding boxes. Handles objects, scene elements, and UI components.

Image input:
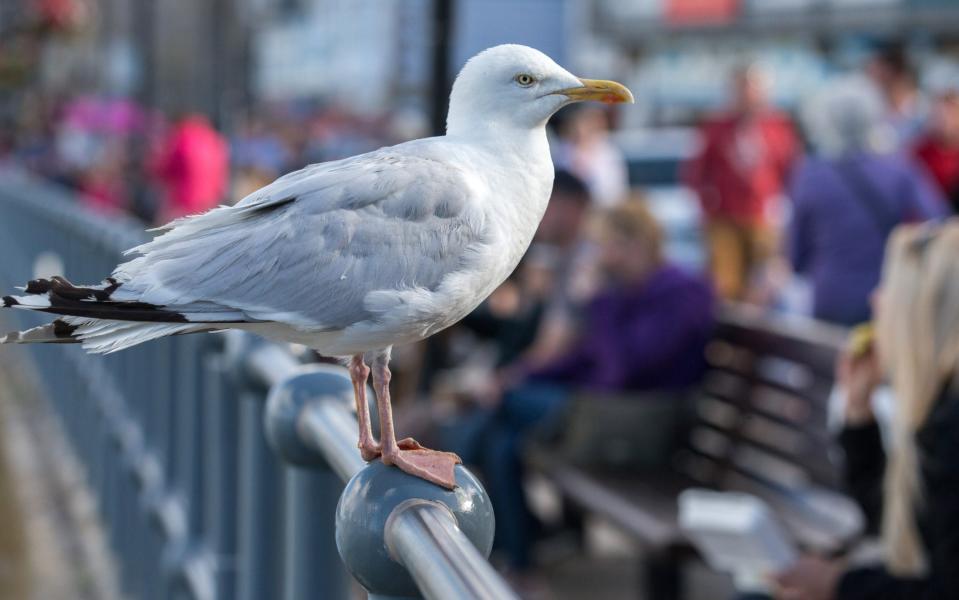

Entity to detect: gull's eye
[514,73,536,87]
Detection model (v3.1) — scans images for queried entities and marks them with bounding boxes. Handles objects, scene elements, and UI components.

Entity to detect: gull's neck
[446,122,551,164]
[448,120,554,231]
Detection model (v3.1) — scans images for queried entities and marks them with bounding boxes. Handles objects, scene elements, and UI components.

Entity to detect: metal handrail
[244,342,517,600]
[386,501,518,600]
[297,399,366,482]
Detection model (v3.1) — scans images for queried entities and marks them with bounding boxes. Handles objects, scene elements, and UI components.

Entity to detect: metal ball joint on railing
[244,334,518,600]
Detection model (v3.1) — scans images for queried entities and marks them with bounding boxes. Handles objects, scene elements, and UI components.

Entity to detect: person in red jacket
[913,91,959,213]
[151,113,229,224]
[684,65,798,300]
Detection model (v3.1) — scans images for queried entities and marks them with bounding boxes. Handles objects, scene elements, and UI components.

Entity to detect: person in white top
[553,105,629,208]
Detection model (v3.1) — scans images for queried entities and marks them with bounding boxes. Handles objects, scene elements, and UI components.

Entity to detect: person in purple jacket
[789,78,946,326]
[477,200,715,574]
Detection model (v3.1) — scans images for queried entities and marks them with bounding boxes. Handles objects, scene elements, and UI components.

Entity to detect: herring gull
[2,44,633,488]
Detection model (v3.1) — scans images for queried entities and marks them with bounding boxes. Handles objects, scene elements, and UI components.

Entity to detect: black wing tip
[24,279,53,294]
[9,275,194,323]
[22,276,120,299]
[52,319,79,338]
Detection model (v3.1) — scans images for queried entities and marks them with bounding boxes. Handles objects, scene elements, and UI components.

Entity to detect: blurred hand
[487,281,521,318]
[473,366,524,410]
[525,315,575,366]
[473,375,504,409]
[836,341,882,426]
[774,555,843,600]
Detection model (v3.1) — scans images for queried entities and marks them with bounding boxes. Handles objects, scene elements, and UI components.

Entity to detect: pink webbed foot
[382,446,463,490]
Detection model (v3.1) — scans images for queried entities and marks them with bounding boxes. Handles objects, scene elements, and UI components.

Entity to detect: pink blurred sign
[666,0,740,24]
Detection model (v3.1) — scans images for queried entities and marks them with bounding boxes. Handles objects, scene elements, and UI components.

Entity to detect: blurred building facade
[588,0,959,126]
[7,0,959,135]
[1,0,586,134]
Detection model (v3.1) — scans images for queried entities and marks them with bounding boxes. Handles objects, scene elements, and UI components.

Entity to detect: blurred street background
[1,0,959,599]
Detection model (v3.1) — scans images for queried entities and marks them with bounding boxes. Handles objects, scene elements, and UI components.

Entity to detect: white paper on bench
[678,488,797,593]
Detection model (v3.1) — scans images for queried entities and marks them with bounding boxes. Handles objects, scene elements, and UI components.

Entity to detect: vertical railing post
[282,468,348,600]
[203,352,240,600]
[230,334,319,600]
[263,365,356,600]
[235,388,283,600]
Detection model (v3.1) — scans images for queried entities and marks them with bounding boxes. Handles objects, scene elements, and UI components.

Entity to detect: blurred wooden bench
[526,305,864,598]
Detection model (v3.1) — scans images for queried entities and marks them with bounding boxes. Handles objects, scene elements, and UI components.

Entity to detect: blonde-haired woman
[775,219,959,599]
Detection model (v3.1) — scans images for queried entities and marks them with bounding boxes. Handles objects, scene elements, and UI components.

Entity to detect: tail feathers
[3,276,232,353]
[1,316,213,354]
[0,320,80,345]
[66,318,209,354]
[3,276,190,323]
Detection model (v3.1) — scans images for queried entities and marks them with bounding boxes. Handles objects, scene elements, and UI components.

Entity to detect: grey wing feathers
[112,148,483,330]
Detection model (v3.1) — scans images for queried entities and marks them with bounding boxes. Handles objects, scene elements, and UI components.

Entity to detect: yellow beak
[559,78,634,104]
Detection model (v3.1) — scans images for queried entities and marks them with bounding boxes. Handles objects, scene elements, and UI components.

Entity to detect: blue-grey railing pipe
[243,341,303,388]
[296,397,366,482]
[384,501,518,600]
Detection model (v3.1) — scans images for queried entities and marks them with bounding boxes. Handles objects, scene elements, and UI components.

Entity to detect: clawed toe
[359,443,381,462]
[359,438,424,462]
[397,437,425,451]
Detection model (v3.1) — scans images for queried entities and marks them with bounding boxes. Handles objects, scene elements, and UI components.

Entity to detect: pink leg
[371,353,461,489]
[350,354,423,462]
[349,355,379,461]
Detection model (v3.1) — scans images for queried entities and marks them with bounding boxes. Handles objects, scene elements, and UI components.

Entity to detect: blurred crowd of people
[686,45,958,326]
[0,93,419,225]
